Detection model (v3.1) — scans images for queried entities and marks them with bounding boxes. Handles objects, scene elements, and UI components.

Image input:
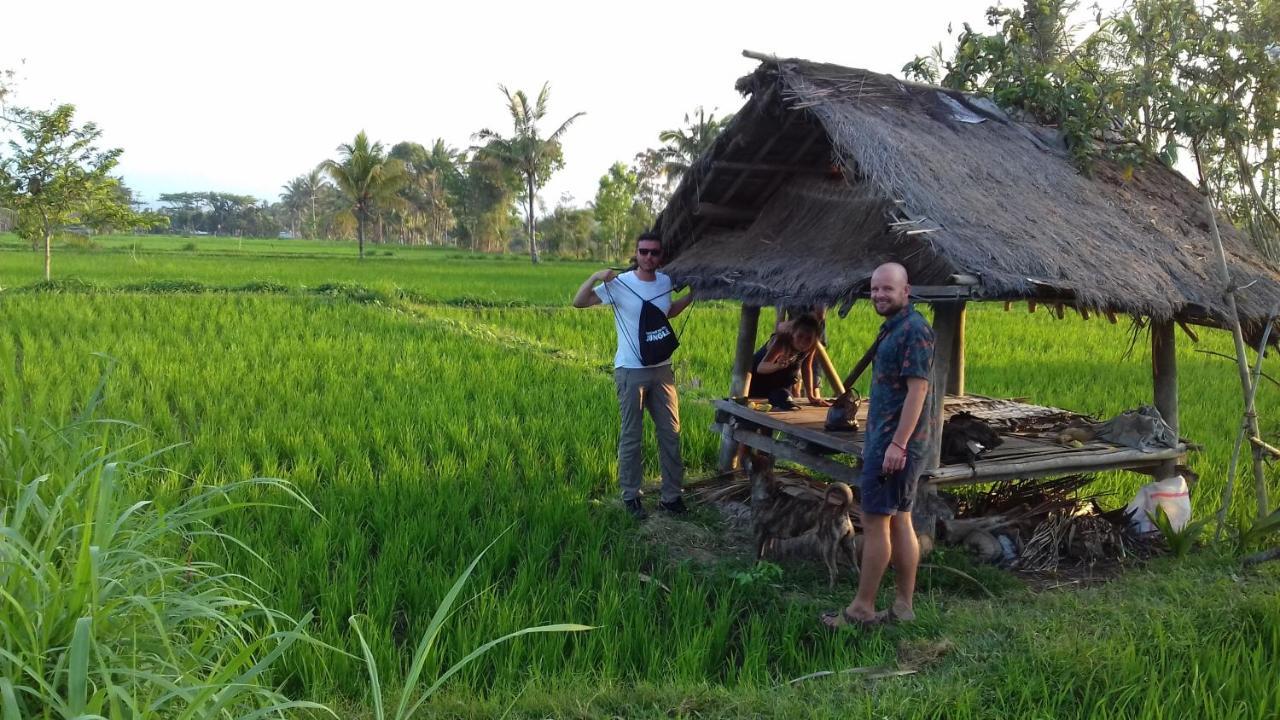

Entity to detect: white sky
[2,0,1123,208]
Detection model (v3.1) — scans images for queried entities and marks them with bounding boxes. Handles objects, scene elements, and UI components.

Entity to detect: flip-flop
[819,607,886,631]
[886,606,916,624]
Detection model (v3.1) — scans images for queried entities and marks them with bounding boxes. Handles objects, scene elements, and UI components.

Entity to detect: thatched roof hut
[656,54,1280,330]
[670,53,1271,480]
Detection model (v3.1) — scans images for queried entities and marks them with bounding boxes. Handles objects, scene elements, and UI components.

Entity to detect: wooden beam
[712,160,828,174]
[719,305,761,471]
[728,427,860,483]
[693,125,822,241]
[1151,319,1179,478]
[925,302,962,471]
[694,202,757,224]
[926,444,1187,484]
[947,302,966,396]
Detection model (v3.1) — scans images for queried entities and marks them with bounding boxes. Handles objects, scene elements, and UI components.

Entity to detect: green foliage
[473,83,584,263]
[730,561,784,588]
[657,107,734,186]
[538,203,596,259]
[592,161,652,260]
[913,0,1280,257]
[320,131,409,258]
[350,528,592,720]
[1151,507,1210,558]
[0,104,125,279]
[1236,507,1280,553]
[0,397,329,718]
[4,239,1280,716]
[158,190,277,238]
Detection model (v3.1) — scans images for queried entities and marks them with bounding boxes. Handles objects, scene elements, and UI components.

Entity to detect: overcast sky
[3,0,1122,208]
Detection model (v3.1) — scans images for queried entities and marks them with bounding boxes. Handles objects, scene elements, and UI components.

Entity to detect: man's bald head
[870,262,911,317]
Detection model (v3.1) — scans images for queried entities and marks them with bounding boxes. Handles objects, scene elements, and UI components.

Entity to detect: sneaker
[624,497,648,520]
[658,497,688,515]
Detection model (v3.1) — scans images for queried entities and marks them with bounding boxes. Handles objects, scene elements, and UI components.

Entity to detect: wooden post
[813,343,845,396]
[925,302,961,471]
[946,301,966,396]
[1151,319,1178,478]
[719,304,760,471]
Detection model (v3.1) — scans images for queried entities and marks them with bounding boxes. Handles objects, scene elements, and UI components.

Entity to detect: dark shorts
[859,451,921,515]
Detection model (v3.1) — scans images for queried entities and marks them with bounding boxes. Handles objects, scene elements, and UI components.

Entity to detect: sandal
[819,607,887,630]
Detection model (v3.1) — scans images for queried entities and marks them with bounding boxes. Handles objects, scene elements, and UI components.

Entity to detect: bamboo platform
[712,395,1186,485]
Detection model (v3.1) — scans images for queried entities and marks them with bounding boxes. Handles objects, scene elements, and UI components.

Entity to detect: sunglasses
[637,248,662,257]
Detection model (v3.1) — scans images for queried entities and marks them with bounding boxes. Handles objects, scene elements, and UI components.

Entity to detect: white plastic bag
[1125,475,1191,533]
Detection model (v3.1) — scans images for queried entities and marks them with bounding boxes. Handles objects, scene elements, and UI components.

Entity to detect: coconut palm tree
[320,132,407,258]
[657,107,734,186]
[474,84,584,264]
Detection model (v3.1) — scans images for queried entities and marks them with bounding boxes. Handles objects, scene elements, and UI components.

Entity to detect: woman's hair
[790,313,821,336]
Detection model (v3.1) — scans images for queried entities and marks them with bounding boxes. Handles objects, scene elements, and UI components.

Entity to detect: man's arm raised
[573,269,616,308]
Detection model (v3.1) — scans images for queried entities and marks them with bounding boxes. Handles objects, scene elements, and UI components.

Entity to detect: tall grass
[0,399,328,718]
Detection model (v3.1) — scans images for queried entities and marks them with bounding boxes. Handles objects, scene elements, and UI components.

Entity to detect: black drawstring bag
[824,326,890,432]
[613,280,680,366]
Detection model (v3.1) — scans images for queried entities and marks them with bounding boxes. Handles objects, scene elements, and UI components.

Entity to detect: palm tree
[474,83,584,264]
[320,132,407,258]
[657,107,734,186]
[279,176,307,237]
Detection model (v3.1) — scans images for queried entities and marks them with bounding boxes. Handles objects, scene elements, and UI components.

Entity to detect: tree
[539,204,596,258]
[320,131,407,258]
[390,140,459,246]
[593,162,650,260]
[0,104,124,280]
[631,147,670,218]
[474,83,584,264]
[657,107,734,186]
[909,0,1280,257]
[80,178,167,235]
[453,150,520,253]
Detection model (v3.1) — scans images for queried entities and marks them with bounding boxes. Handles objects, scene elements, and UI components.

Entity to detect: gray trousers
[614,365,684,503]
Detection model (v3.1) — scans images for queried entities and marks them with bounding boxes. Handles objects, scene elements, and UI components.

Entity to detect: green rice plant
[348,528,593,720]
[0,409,332,718]
[1235,507,1280,553]
[1150,507,1210,558]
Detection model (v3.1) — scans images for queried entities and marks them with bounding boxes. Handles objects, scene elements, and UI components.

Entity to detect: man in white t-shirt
[572,231,694,520]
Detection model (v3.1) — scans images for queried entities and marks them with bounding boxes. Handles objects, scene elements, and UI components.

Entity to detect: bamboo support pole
[925,302,961,471]
[1203,184,1272,537]
[719,305,760,471]
[946,301,966,396]
[1151,320,1179,478]
[813,343,845,396]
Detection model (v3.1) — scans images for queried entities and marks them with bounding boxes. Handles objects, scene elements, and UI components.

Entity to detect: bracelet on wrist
[891,441,907,452]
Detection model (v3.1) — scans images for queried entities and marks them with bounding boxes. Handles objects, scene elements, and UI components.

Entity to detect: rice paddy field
[3,234,1280,718]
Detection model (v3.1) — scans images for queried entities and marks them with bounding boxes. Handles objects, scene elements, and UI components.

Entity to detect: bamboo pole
[925,303,961,471]
[1203,186,1271,535]
[719,305,760,471]
[1151,320,1178,478]
[813,342,845,396]
[946,302,966,396]
[1216,317,1275,540]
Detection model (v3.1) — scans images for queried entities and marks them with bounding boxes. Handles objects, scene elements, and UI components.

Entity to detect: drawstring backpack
[607,278,680,366]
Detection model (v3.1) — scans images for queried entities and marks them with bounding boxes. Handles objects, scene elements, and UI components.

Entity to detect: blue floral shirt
[864,304,935,461]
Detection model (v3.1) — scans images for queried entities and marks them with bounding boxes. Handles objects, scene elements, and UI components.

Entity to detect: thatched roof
[655,54,1280,329]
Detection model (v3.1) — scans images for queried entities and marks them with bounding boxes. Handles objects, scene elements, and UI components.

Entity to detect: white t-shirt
[594,271,674,369]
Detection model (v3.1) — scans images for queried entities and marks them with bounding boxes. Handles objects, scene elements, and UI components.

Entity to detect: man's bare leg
[888,511,919,621]
[845,512,891,621]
